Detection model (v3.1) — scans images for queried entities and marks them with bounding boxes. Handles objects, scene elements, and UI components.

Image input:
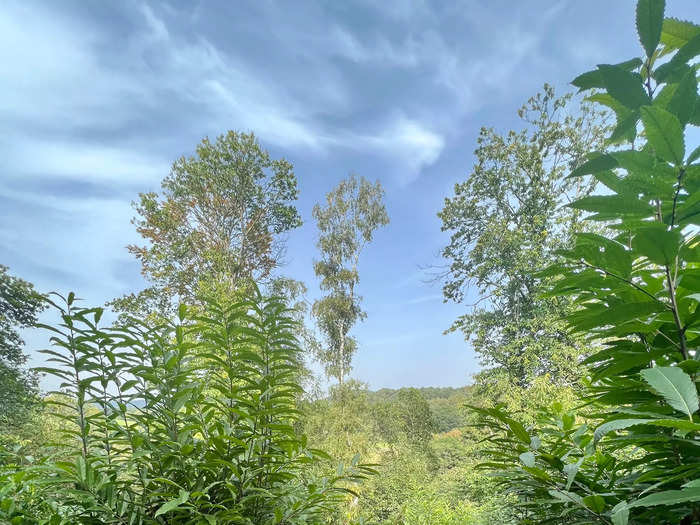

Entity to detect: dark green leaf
[598,65,650,109]
[636,0,665,57]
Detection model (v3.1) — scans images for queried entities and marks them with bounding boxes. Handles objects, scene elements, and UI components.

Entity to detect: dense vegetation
[1,0,699,523]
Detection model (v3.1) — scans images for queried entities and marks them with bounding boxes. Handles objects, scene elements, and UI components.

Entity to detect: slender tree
[112,131,302,316]
[312,175,389,383]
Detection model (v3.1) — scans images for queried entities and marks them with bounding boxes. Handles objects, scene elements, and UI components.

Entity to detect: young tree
[0,265,44,430]
[438,86,609,387]
[113,131,302,315]
[312,175,389,384]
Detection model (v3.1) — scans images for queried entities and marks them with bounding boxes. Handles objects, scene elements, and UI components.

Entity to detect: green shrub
[0,289,373,524]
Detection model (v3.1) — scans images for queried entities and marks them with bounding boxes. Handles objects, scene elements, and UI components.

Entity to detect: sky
[3,0,700,390]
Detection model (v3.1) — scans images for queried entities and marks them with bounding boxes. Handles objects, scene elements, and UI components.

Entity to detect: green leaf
[568,153,618,178]
[583,494,607,513]
[630,487,700,508]
[668,68,697,125]
[688,144,700,165]
[519,451,535,468]
[611,502,630,525]
[595,418,654,443]
[636,0,665,57]
[572,58,642,91]
[641,366,699,418]
[154,490,189,517]
[598,65,650,109]
[608,112,640,145]
[506,418,531,445]
[640,105,685,164]
[661,18,700,50]
[563,458,583,491]
[655,33,700,82]
[631,224,683,265]
[568,194,654,217]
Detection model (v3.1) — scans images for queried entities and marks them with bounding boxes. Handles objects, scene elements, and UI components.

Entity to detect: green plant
[472,1,700,523]
[1,289,373,524]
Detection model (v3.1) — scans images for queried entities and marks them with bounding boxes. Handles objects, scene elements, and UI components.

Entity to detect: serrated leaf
[568,153,618,178]
[641,366,699,418]
[594,418,654,443]
[631,224,683,265]
[636,0,665,57]
[668,69,698,126]
[598,65,650,109]
[661,18,700,50]
[640,105,685,164]
[630,487,700,508]
[568,194,654,217]
[655,33,700,82]
[572,58,642,91]
[609,112,640,145]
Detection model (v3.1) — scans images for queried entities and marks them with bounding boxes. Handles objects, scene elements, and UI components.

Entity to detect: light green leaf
[636,0,665,57]
[655,33,700,82]
[611,502,630,525]
[641,366,699,418]
[154,489,189,517]
[640,105,685,164]
[661,17,700,50]
[564,458,583,491]
[519,451,535,468]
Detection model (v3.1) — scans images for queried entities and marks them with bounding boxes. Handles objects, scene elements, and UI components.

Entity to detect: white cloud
[3,139,169,184]
[354,117,445,184]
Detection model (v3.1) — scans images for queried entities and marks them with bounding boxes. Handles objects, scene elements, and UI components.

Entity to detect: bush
[1,290,373,524]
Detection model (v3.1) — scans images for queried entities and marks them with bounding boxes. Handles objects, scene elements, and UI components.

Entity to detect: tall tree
[0,265,44,430]
[113,131,302,315]
[312,175,389,383]
[438,85,609,387]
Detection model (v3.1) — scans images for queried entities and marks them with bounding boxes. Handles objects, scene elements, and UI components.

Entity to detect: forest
[2,0,700,523]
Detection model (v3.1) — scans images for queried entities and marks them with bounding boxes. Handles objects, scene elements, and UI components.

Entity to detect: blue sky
[3,0,700,390]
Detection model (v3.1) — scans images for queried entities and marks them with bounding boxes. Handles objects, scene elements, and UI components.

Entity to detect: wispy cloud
[405,294,443,305]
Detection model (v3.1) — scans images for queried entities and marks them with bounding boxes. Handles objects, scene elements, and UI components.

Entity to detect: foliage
[373,388,436,449]
[0,265,45,432]
[312,175,389,383]
[438,85,610,387]
[473,2,700,523]
[1,290,372,524]
[112,131,302,316]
